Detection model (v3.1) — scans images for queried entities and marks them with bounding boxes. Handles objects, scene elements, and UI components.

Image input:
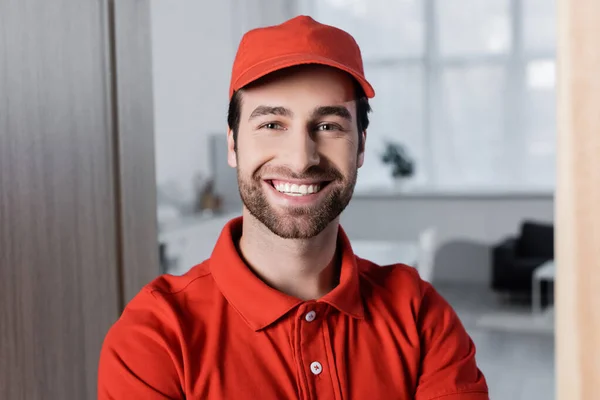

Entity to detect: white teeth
[274,182,322,196]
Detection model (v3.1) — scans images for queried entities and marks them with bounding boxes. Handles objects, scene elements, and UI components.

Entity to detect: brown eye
[316,123,339,131]
[262,122,284,130]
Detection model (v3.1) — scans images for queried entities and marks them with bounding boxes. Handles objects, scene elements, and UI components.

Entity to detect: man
[99,15,489,399]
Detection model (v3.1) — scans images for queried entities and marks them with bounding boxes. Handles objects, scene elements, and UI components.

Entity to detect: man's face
[227,65,366,239]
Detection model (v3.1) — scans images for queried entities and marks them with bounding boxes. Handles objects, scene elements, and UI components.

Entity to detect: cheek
[319,138,358,166]
[236,135,275,174]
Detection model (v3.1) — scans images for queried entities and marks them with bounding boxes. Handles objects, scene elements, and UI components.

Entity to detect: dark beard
[237,165,357,239]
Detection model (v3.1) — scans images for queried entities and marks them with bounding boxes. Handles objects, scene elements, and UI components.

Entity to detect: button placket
[305,310,317,322]
[294,302,336,397]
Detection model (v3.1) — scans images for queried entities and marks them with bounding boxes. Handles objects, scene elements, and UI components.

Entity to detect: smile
[267,180,330,197]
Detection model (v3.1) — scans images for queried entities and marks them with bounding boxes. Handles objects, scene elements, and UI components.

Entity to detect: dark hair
[227,82,372,152]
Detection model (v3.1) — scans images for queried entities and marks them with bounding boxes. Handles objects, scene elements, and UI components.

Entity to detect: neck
[238,209,340,301]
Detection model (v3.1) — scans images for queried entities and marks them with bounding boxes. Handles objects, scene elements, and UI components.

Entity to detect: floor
[435,284,555,400]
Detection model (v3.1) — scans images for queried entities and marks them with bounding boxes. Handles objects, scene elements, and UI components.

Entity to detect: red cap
[229,15,375,100]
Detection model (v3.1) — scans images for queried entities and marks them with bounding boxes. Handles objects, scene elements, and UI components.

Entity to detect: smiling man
[99,16,489,400]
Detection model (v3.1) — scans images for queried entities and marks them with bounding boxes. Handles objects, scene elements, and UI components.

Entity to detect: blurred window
[297,0,556,192]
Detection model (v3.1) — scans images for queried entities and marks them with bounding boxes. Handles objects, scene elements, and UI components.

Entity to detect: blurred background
[1,0,566,399]
[154,1,556,399]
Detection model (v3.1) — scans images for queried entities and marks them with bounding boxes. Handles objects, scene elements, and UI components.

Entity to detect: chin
[253,206,335,239]
[266,221,327,240]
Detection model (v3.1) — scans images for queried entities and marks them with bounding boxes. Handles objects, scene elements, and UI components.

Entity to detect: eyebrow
[248,106,294,121]
[310,105,352,122]
[247,104,353,122]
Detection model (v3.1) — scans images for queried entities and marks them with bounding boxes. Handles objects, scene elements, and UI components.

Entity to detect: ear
[357,130,366,168]
[227,128,237,168]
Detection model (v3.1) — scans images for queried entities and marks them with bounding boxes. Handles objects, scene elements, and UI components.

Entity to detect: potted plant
[381,141,415,188]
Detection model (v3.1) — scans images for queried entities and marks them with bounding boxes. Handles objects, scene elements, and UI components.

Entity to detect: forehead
[239,65,357,116]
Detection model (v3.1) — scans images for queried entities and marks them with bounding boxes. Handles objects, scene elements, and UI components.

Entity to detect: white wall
[150,0,294,204]
[341,191,554,285]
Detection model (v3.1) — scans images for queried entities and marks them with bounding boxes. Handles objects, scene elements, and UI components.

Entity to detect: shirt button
[310,361,323,375]
[305,310,317,322]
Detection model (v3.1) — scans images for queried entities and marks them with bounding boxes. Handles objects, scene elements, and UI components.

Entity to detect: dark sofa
[492,221,554,299]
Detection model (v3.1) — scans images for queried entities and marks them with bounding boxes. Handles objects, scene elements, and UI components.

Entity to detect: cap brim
[230,53,375,99]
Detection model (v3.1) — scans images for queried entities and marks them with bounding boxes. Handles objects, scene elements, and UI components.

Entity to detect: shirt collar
[209,216,365,331]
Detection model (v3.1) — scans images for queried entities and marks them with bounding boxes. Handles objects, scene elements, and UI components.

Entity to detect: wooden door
[556,0,600,398]
[0,0,157,398]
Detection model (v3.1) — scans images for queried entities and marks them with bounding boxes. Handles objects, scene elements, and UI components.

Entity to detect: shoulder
[98,261,218,397]
[356,258,488,398]
[357,257,429,301]
[148,260,213,295]
[98,261,217,398]
[103,260,217,347]
[356,257,461,332]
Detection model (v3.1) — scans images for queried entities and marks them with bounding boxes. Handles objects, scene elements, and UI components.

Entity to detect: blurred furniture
[351,240,419,267]
[352,232,438,282]
[159,242,179,275]
[416,227,438,282]
[492,221,554,299]
[532,260,556,315]
[159,212,241,275]
[210,133,243,212]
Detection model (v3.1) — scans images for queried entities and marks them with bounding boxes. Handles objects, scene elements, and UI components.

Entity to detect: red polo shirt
[99,217,488,399]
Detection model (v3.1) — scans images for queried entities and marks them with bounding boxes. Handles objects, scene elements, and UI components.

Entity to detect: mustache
[254,165,344,182]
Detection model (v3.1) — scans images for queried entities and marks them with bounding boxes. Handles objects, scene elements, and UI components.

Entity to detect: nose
[283,129,320,173]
